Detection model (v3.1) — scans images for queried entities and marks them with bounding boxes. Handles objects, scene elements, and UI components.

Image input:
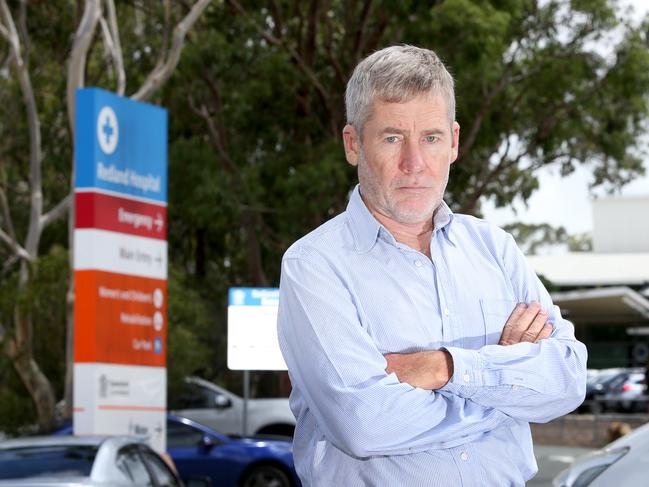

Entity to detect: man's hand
[384,350,453,390]
[499,302,553,346]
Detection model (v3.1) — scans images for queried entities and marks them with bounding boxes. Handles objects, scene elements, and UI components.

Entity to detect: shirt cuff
[439,346,485,398]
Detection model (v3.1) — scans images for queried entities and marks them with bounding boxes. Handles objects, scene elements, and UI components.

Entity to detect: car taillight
[623,383,632,392]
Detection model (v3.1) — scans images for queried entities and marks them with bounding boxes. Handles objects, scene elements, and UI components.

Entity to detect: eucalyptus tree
[0,0,211,430]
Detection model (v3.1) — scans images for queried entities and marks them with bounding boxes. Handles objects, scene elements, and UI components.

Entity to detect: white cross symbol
[96,106,119,154]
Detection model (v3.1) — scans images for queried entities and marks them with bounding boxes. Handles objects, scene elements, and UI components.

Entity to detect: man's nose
[399,140,425,174]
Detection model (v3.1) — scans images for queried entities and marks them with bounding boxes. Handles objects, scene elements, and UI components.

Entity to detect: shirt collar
[346,185,382,253]
[346,185,456,252]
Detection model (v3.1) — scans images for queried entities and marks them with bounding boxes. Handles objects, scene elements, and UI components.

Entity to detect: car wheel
[241,465,291,487]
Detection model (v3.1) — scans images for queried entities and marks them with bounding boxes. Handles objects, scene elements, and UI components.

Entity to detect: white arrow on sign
[154,214,164,232]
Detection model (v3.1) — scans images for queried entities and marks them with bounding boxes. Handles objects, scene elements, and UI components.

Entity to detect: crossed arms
[277,241,587,458]
[385,302,554,390]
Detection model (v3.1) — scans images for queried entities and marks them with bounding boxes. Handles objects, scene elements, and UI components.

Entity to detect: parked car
[581,368,625,413]
[579,368,645,413]
[55,414,301,487]
[0,434,205,486]
[170,376,295,437]
[166,414,299,487]
[601,371,647,413]
[553,420,649,486]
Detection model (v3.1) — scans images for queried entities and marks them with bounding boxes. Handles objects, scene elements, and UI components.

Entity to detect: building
[527,196,649,368]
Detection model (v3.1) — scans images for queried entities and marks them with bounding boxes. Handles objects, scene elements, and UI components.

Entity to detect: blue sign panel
[228,288,279,307]
[75,88,167,203]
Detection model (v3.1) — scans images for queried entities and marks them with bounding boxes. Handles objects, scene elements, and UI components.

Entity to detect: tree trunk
[10,262,57,430]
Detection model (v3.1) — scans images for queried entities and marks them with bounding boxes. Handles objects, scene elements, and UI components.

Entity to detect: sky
[481,0,649,236]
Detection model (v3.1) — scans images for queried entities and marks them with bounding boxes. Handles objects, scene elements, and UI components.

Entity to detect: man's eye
[424,135,438,143]
[385,136,399,143]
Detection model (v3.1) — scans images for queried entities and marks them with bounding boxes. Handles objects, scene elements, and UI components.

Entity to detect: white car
[0,435,207,486]
[171,376,295,437]
[553,421,649,486]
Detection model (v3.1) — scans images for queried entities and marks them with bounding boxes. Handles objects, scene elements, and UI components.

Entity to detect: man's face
[343,93,460,225]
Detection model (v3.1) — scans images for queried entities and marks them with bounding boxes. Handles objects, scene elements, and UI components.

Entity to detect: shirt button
[414,259,423,267]
[444,308,450,316]
[512,384,519,391]
[460,452,469,461]
[463,374,470,383]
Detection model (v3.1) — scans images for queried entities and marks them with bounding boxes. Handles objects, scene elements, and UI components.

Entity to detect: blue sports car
[55,414,300,487]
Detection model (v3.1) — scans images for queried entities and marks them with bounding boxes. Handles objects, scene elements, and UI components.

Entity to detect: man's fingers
[534,323,553,343]
[499,303,528,345]
[508,302,542,343]
[520,310,548,342]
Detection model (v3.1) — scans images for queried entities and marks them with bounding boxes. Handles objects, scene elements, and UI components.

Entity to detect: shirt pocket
[480,298,519,346]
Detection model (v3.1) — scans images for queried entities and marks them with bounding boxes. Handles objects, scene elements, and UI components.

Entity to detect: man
[277,45,587,486]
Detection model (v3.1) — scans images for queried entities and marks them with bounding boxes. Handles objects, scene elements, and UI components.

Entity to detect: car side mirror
[199,434,218,450]
[214,394,231,409]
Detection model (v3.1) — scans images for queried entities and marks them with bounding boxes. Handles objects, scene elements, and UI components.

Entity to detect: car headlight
[553,446,629,487]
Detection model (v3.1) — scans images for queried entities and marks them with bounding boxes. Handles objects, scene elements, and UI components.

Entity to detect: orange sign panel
[75,269,167,367]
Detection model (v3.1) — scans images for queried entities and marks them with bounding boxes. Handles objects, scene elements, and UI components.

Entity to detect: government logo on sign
[97,106,119,155]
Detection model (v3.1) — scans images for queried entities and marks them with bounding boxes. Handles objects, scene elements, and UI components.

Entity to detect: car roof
[185,375,233,393]
[0,435,150,485]
[0,435,109,449]
[168,413,230,441]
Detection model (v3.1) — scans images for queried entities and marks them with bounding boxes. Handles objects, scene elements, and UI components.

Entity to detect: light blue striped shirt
[277,185,587,486]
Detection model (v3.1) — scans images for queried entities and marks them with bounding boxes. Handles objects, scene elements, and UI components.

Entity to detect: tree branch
[99,0,125,95]
[0,25,8,43]
[228,0,336,134]
[1,253,19,276]
[131,0,212,101]
[0,227,31,261]
[40,193,71,229]
[187,94,239,175]
[322,16,347,86]
[458,43,522,162]
[66,0,101,135]
[17,0,28,61]
[351,0,374,64]
[0,184,17,244]
[1,0,43,257]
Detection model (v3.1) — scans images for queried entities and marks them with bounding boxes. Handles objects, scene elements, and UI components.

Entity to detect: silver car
[553,421,649,486]
[171,377,295,437]
[0,435,199,486]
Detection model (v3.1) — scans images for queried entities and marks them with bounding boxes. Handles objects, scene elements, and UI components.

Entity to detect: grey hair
[345,45,456,132]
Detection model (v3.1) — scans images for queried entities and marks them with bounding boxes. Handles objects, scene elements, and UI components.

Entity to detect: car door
[173,382,242,435]
[115,445,155,486]
[138,445,183,487]
[166,418,239,486]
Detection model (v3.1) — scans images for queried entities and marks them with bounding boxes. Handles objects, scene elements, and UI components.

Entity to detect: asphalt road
[528,445,595,486]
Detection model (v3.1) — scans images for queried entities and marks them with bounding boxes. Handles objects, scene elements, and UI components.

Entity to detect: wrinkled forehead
[363,89,453,128]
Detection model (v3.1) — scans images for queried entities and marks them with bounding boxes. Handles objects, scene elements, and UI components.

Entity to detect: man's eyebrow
[379,127,407,135]
[379,127,445,135]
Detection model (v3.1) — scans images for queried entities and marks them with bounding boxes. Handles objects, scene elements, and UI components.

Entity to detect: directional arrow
[154,213,164,232]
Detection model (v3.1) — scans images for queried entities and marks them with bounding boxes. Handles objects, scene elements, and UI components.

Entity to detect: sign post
[227,287,286,435]
[73,88,168,453]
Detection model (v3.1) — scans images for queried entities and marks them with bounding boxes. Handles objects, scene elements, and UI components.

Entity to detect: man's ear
[343,124,361,167]
[450,121,460,164]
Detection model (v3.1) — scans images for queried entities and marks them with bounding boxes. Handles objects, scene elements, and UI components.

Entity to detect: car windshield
[0,445,97,479]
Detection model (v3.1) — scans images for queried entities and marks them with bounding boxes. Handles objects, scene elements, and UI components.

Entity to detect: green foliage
[504,222,569,255]
[166,267,212,401]
[2,0,649,429]
[0,246,68,433]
